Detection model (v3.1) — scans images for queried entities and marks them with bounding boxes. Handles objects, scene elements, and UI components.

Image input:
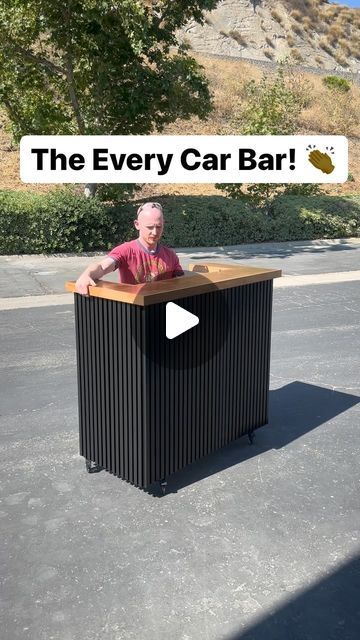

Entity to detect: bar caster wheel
[85,459,103,473]
[160,479,167,495]
[248,432,255,445]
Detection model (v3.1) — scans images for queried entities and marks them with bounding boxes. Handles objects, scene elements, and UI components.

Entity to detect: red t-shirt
[108,239,184,284]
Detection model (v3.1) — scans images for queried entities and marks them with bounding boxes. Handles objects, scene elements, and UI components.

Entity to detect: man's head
[134,202,164,250]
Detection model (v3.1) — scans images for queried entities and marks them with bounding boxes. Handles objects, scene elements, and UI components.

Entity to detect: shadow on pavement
[225,554,360,640]
[146,381,359,496]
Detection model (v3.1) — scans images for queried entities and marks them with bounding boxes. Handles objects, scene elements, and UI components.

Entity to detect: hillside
[178,0,360,72]
[1,52,359,199]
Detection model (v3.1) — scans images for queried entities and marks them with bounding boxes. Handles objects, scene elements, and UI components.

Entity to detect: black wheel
[160,479,167,495]
[85,459,103,473]
[248,432,255,445]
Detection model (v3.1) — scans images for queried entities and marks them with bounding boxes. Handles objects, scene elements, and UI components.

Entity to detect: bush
[161,197,270,245]
[302,17,312,32]
[319,39,334,56]
[334,53,349,68]
[264,50,274,60]
[229,30,247,47]
[271,9,283,25]
[291,48,303,62]
[287,34,295,47]
[291,24,303,36]
[270,196,360,241]
[323,76,351,93]
[216,63,314,207]
[321,89,360,136]
[0,189,122,254]
[119,195,360,244]
[338,39,351,57]
[1,192,359,254]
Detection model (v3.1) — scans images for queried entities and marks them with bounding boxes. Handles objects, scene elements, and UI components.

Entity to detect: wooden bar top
[65,262,282,307]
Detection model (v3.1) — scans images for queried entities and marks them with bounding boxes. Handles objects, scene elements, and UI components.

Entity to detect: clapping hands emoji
[308,149,335,174]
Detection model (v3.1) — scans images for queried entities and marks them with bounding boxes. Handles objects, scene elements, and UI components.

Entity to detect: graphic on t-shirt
[135,257,167,283]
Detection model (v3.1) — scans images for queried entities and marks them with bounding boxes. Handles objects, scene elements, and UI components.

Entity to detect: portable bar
[66,262,281,491]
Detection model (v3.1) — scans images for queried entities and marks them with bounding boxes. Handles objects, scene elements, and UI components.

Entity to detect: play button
[166,302,199,339]
[129,269,230,371]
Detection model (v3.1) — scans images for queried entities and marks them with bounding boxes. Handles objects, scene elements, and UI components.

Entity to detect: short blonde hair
[136,202,163,218]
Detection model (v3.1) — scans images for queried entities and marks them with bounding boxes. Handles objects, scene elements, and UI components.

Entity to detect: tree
[216,61,320,212]
[0,0,219,197]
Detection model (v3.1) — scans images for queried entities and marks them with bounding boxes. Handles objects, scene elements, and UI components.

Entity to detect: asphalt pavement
[1,238,359,640]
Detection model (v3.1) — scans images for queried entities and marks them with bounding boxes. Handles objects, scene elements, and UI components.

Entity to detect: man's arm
[173,252,184,278]
[75,256,116,295]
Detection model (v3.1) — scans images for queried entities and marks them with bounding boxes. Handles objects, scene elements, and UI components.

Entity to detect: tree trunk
[84,183,97,198]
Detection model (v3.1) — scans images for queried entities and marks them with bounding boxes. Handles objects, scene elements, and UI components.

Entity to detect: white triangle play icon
[166,302,199,339]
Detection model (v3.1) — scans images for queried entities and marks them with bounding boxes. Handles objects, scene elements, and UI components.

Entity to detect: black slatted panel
[75,295,149,487]
[145,281,273,486]
[74,279,273,489]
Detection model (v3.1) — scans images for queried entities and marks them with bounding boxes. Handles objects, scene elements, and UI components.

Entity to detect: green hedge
[0,190,359,254]
[120,196,270,246]
[0,190,120,254]
[269,195,360,241]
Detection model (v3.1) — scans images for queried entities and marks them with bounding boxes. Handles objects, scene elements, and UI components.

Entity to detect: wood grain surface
[65,263,282,306]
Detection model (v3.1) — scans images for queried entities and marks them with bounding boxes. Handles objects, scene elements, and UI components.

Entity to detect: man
[75,202,184,295]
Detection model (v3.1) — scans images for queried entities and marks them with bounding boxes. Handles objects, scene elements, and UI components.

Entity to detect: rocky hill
[178,0,360,73]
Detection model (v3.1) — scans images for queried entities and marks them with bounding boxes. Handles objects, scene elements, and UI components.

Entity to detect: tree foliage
[0,0,219,141]
[216,62,320,211]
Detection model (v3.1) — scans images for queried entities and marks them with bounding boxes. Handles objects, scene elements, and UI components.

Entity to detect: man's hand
[75,274,97,296]
[308,150,335,174]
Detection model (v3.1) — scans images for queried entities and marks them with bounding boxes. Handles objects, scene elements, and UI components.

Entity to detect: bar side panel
[145,281,273,485]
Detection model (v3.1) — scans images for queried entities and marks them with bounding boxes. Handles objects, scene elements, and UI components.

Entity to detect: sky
[329,0,360,7]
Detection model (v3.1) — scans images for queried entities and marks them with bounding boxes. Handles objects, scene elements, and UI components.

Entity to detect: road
[1,238,359,640]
